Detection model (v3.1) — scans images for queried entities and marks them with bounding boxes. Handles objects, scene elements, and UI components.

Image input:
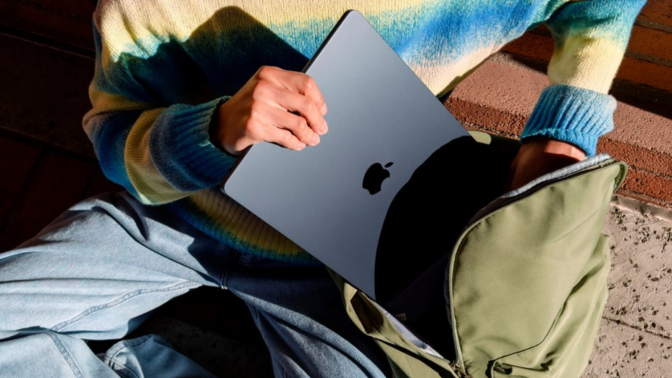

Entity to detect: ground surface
[583,204,672,378]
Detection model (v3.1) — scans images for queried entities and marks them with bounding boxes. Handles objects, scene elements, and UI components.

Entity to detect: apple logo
[363,162,394,195]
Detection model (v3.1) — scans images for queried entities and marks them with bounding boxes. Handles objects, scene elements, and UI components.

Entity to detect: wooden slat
[0,0,95,52]
[0,34,96,157]
[24,0,96,20]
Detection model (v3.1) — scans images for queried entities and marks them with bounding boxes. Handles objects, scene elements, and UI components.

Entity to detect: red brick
[501,32,554,62]
[620,168,672,203]
[616,189,670,209]
[639,0,672,29]
[608,101,672,176]
[616,56,672,92]
[502,25,672,64]
[445,60,546,135]
[628,25,672,62]
[599,138,672,178]
[502,28,672,92]
[445,57,672,207]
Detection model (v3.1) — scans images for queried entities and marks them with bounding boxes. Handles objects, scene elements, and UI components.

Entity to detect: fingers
[292,73,328,117]
[261,66,328,115]
[262,125,307,151]
[242,65,328,152]
[268,106,321,146]
[258,66,328,133]
[272,86,328,137]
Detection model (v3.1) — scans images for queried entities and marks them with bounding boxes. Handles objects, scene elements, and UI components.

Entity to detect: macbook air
[221,9,472,302]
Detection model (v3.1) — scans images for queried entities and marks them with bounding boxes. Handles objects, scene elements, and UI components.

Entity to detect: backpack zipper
[371,300,472,378]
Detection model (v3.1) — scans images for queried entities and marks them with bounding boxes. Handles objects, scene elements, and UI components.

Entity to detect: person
[0,0,647,377]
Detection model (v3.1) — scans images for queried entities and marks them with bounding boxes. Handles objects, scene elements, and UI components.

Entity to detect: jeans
[0,191,392,378]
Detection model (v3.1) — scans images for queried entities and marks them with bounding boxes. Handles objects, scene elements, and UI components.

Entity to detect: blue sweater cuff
[149,95,238,192]
[521,84,617,156]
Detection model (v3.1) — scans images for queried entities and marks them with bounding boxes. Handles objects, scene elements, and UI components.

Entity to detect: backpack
[329,131,628,378]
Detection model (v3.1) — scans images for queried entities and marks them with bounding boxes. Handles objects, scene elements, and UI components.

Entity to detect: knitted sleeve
[520,0,647,156]
[82,3,238,205]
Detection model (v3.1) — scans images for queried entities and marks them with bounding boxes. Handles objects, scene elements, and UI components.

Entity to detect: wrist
[210,99,237,156]
[522,136,586,161]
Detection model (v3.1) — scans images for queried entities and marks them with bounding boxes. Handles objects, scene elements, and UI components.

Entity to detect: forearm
[521,0,647,156]
[84,92,237,205]
[83,5,240,205]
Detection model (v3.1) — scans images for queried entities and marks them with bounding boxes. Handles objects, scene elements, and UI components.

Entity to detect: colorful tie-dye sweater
[83,0,646,264]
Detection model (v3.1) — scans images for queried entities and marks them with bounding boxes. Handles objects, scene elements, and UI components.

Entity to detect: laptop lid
[221,9,470,301]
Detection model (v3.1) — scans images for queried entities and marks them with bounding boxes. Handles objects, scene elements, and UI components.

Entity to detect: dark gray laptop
[221,9,470,302]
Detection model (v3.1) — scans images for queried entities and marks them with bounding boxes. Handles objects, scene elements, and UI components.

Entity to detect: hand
[506,137,586,191]
[212,65,328,155]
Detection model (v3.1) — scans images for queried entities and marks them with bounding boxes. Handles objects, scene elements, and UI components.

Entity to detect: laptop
[221,9,472,303]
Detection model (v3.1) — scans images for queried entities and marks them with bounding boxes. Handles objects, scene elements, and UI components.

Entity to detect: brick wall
[447,0,672,208]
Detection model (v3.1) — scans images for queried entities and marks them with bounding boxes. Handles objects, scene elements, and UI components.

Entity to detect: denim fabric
[0,192,391,378]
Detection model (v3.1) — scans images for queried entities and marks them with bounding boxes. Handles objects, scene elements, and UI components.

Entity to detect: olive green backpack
[330,131,628,378]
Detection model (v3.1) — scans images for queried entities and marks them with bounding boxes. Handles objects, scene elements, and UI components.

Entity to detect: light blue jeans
[0,191,392,378]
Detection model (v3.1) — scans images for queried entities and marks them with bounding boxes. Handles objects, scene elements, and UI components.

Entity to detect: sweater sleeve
[82,6,238,205]
[520,0,647,156]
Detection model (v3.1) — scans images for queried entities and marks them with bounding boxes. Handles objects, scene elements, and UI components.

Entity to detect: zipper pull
[449,360,472,378]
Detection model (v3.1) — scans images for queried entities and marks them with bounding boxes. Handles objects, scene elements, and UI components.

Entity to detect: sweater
[83,0,646,264]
